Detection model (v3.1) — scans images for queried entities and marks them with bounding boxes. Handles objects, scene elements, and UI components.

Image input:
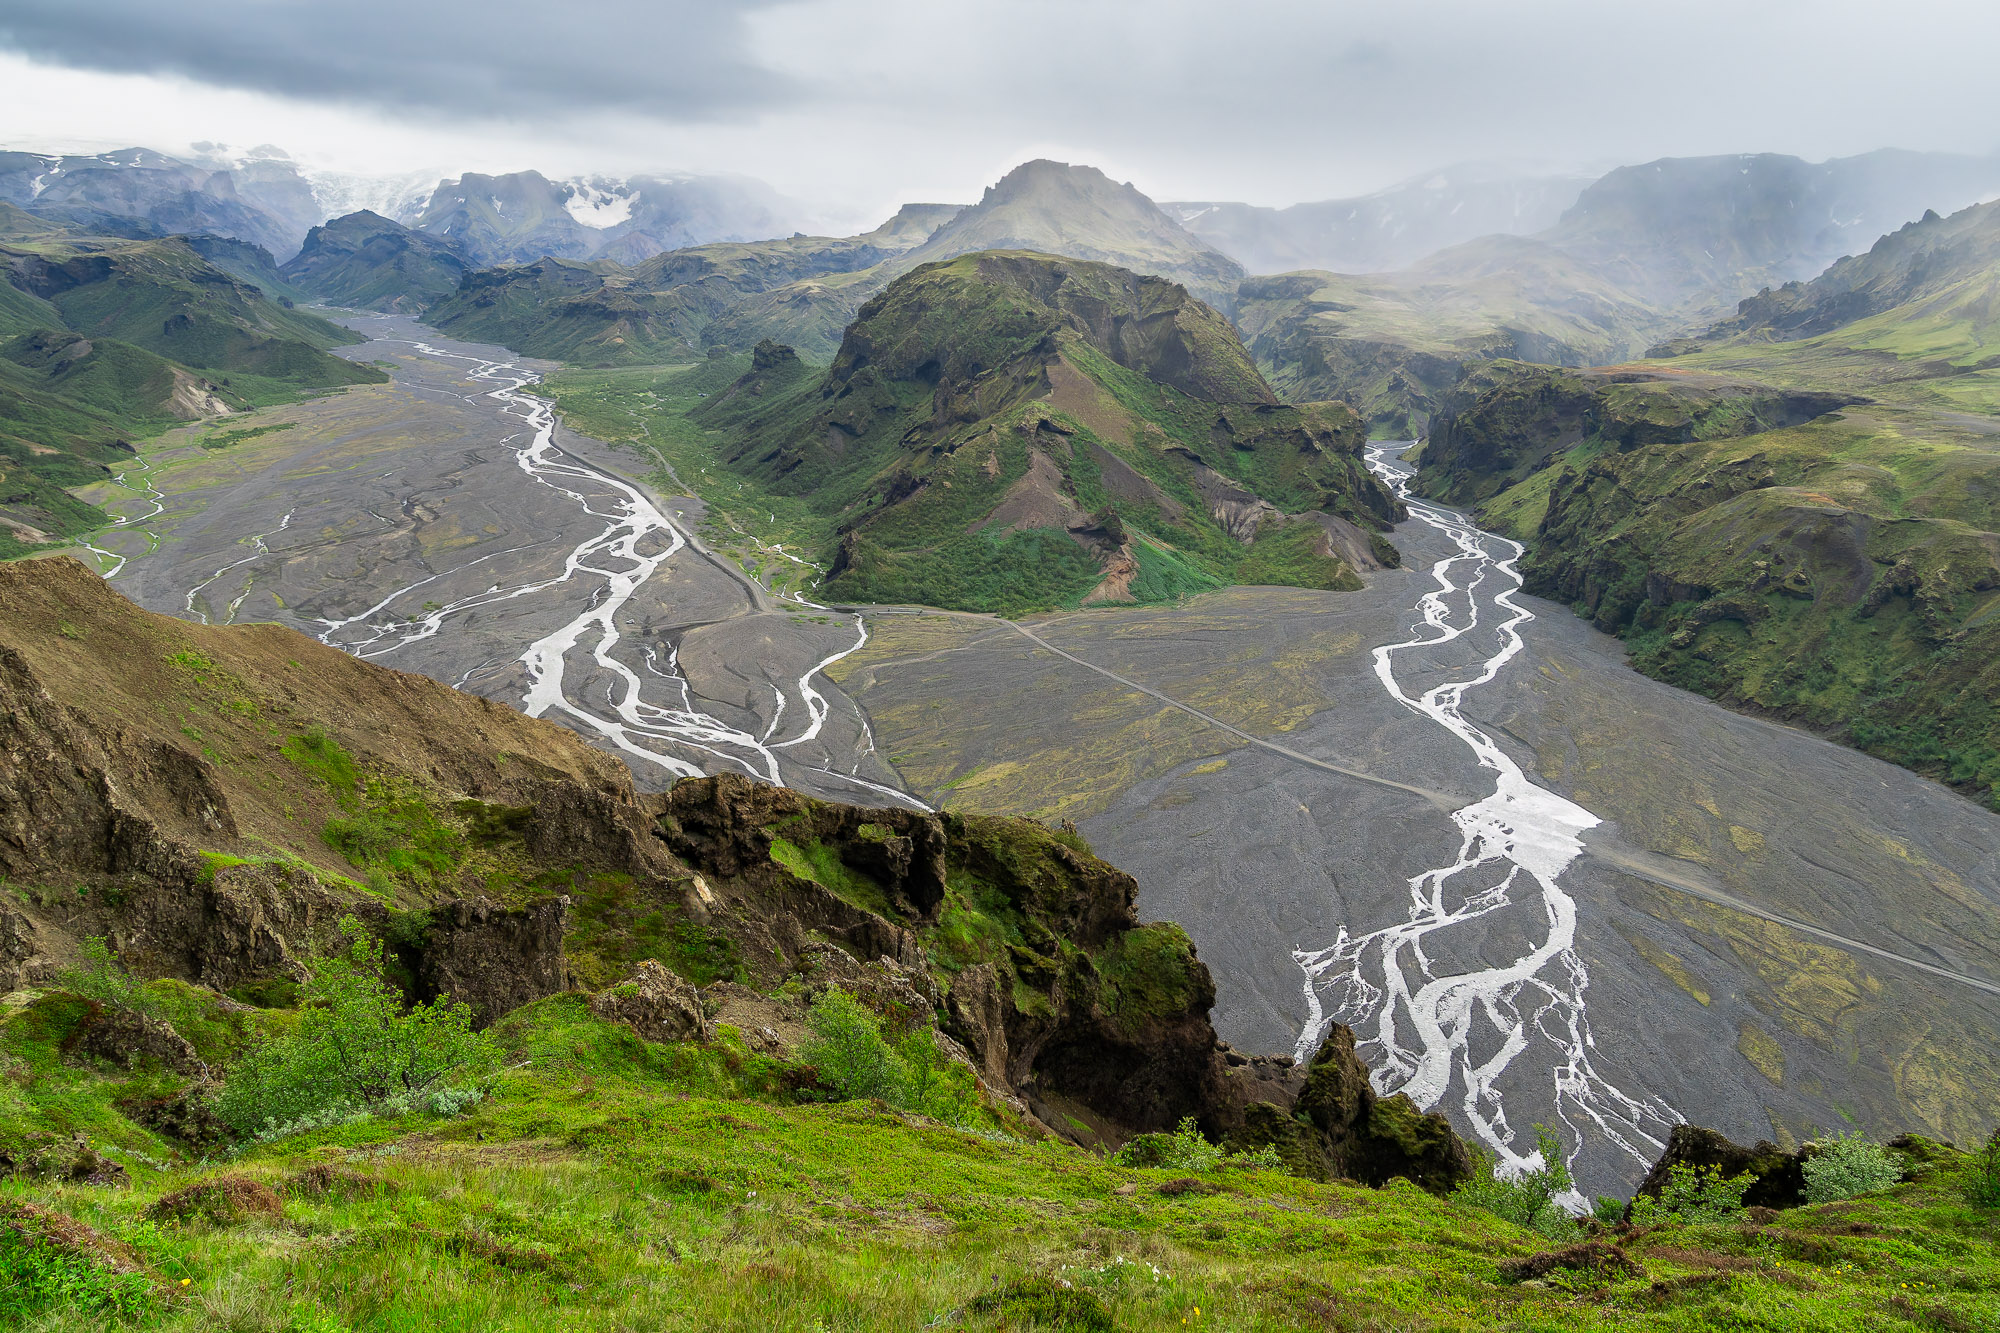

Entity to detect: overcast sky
[2,0,1996,227]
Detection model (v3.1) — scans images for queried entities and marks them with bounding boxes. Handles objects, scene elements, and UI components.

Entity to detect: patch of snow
[563,180,636,229]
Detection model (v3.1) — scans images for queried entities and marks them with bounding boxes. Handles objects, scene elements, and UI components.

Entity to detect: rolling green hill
[1414,201,2000,806]
[0,218,383,549]
[678,251,1401,613]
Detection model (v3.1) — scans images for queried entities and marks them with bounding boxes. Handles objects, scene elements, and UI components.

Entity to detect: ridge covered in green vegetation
[546,250,1402,615]
[0,206,382,553]
[1413,196,2000,805]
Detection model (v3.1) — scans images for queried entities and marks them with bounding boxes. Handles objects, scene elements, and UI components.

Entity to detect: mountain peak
[900,161,1244,310]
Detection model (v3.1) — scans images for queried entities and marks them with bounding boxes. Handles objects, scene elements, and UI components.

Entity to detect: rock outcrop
[1632,1125,1812,1211]
[1225,1024,1473,1193]
[588,960,709,1045]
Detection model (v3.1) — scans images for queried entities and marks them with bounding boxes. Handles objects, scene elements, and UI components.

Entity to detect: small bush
[797,990,906,1103]
[213,917,497,1140]
[1628,1163,1751,1226]
[1803,1132,1901,1205]
[58,937,155,1016]
[1114,1117,1280,1172]
[794,991,985,1125]
[1452,1126,1577,1240]
[1967,1131,2000,1210]
[967,1276,1113,1333]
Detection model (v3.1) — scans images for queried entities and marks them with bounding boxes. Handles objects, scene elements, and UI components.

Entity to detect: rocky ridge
[0,557,1458,1178]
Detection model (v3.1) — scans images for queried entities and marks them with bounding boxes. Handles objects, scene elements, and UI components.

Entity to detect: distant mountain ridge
[416,161,1244,367]
[403,169,797,268]
[1233,148,2000,430]
[0,148,804,269]
[1168,166,1597,275]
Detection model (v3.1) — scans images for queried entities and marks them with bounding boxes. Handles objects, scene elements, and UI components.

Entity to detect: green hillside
[555,251,1402,615]
[1415,199,2000,805]
[0,222,384,549]
[1236,239,1668,435]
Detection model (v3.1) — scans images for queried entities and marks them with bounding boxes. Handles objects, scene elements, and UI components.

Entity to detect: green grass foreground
[6,991,1995,1331]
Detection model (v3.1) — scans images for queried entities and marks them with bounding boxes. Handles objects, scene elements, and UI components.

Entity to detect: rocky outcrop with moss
[0,557,1430,1152]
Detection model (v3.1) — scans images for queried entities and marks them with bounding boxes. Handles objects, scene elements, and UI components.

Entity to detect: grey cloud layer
[0,0,794,119]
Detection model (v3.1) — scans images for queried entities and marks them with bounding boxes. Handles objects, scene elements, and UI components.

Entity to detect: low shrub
[1628,1163,1751,1226]
[1451,1126,1577,1240]
[798,990,905,1103]
[1803,1132,1901,1205]
[57,936,155,1016]
[1114,1117,1282,1172]
[966,1276,1113,1332]
[795,990,984,1126]
[1967,1131,2000,1210]
[212,916,497,1140]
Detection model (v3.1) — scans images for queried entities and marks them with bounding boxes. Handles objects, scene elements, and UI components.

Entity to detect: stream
[1293,446,1680,1188]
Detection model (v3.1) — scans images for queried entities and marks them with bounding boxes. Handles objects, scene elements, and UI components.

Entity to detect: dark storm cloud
[0,0,794,120]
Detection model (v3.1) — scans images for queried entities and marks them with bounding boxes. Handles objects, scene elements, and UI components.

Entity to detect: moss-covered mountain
[423,204,958,364]
[0,210,382,550]
[1415,197,2000,806]
[687,251,1402,613]
[279,209,469,312]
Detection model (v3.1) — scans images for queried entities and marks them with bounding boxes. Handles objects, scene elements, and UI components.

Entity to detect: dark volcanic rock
[1633,1125,1812,1211]
[415,896,571,1028]
[1229,1024,1473,1193]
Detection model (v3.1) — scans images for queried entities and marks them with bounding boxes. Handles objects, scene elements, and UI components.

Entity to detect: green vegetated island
[3,559,1996,1331]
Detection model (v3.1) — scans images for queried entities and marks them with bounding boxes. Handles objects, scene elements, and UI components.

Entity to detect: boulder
[68,1004,204,1077]
[588,960,709,1045]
